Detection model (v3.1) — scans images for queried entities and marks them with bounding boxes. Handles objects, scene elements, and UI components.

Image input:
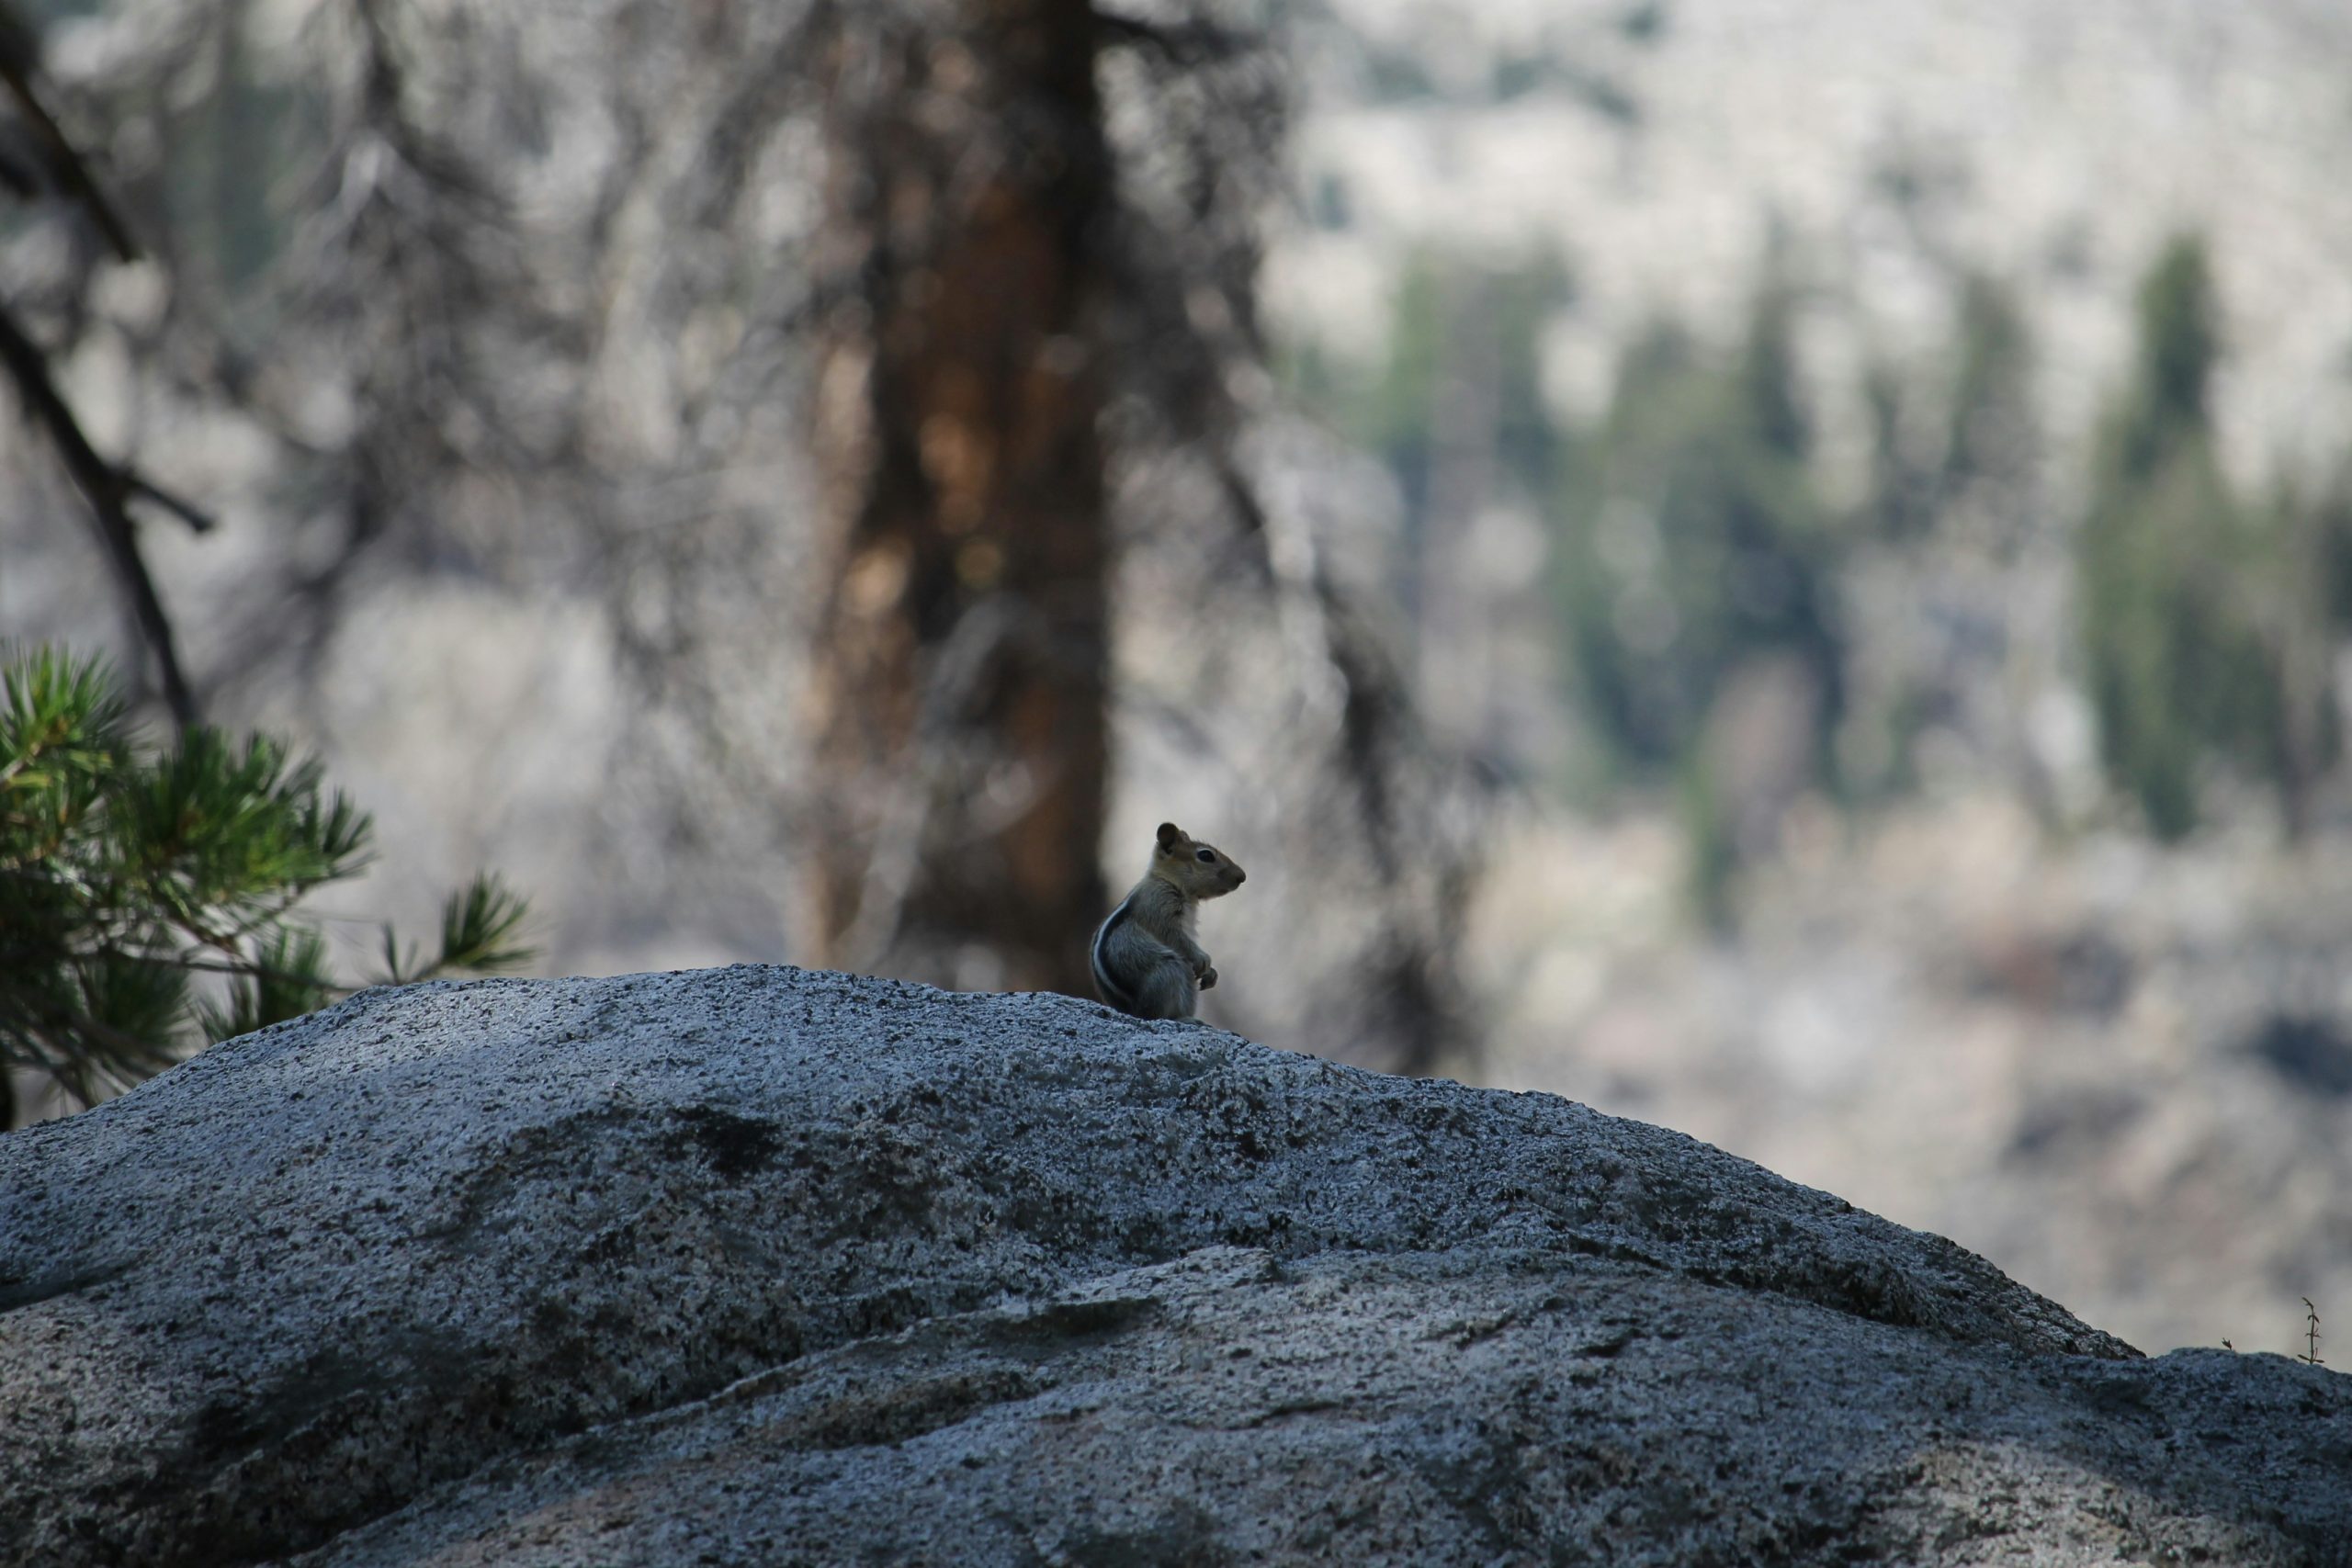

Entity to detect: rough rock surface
[2,964,2346,1565]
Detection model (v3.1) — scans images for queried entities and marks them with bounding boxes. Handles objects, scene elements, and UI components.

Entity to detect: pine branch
[379,874,533,984]
[1,650,536,1110]
[196,925,333,1044]
[435,874,534,973]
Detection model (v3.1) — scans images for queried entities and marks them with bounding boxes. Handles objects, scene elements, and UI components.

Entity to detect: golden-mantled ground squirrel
[1090,822,1247,1020]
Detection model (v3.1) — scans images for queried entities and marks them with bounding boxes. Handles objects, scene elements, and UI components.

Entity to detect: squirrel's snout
[1233,867,1247,885]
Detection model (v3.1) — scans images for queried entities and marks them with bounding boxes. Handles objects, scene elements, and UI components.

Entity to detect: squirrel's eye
[1194,848,1216,863]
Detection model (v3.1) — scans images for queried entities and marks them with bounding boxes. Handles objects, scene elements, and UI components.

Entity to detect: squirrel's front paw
[1197,964,1218,990]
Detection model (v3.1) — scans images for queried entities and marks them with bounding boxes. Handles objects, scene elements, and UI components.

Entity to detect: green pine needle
[435,874,536,976]
[0,645,536,1117]
[197,924,335,1044]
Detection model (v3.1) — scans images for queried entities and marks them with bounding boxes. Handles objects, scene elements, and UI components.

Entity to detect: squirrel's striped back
[1090,897,1137,1012]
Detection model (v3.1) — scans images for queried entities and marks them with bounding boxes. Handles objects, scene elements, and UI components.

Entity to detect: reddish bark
[807,2,1111,995]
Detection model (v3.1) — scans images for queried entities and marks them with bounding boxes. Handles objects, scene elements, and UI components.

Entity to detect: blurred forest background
[5,0,2351,1357]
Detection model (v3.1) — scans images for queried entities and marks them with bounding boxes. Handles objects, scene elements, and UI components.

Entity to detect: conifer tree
[1554,282,1844,775]
[0,648,529,1127]
[2077,237,2276,839]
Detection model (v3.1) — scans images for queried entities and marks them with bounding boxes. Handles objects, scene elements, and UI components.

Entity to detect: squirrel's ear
[1155,822,1182,852]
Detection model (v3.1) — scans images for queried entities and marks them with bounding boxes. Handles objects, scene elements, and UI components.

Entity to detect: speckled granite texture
[3,965,2345,1564]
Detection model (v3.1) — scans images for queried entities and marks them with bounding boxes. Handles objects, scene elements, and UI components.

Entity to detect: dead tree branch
[0,300,205,725]
[0,20,140,261]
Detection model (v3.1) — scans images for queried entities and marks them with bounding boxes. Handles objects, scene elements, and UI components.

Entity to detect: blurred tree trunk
[805,1,1111,995]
